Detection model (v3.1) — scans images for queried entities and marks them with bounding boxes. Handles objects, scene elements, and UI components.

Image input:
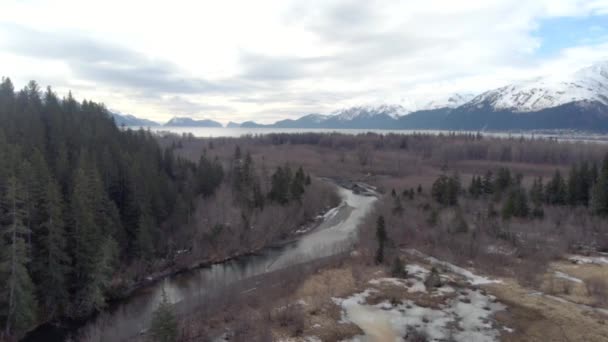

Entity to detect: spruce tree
[482,170,494,194]
[290,166,306,201]
[375,216,387,264]
[149,288,178,342]
[0,176,37,336]
[32,179,70,317]
[545,170,567,205]
[591,158,608,216]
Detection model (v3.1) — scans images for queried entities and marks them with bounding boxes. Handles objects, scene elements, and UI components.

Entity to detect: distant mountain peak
[465,60,608,112]
[331,104,409,120]
[421,93,476,110]
[110,111,160,127]
[164,116,223,127]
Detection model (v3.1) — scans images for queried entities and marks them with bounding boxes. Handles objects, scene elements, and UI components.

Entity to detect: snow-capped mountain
[331,104,410,121]
[465,61,608,112]
[243,60,608,131]
[422,93,476,110]
[164,116,223,127]
[110,111,160,127]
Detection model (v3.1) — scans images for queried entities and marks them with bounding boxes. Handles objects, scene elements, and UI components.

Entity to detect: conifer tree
[290,166,306,201]
[545,170,567,205]
[149,288,178,342]
[375,215,387,264]
[482,170,494,194]
[31,179,70,317]
[591,156,608,216]
[0,176,37,336]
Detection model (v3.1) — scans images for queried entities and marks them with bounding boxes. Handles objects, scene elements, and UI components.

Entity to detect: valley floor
[209,249,608,342]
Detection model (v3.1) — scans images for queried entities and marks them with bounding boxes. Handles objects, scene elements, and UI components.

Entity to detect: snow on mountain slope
[331,104,410,121]
[465,61,608,112]
[422,93,476,110]
[300,113,330,123]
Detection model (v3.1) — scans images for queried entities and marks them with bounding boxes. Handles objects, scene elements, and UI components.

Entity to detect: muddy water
[24,186,376,341]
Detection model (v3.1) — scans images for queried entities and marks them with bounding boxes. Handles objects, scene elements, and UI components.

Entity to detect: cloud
[0,23,250,95]
[1,1,608,123]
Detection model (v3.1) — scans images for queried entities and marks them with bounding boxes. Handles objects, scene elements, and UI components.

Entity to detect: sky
[1,0,608,124]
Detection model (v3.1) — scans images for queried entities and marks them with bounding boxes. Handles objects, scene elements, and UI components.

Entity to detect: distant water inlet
[133,126,608,143]
[25,185,376,341]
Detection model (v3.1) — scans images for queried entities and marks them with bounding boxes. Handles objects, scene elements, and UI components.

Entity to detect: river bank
[24,182,376,342]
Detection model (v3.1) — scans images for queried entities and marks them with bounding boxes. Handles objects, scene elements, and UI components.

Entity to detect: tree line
[0,77,319,339]
[431,156,608,220]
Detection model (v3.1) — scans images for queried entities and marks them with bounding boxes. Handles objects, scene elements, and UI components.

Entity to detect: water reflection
[77,187,376,341]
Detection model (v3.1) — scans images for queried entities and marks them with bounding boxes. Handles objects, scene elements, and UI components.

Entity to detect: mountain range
[114,60,608,131]
[110,113,223,128]
[111,111,160,127]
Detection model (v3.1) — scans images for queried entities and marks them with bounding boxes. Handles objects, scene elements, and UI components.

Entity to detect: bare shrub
[405,328,429,342]
[272,303,305,337]
[585,276,608,306]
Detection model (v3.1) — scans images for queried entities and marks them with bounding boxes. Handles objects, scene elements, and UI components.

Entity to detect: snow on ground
[568,255,608,265]
[335,286,505,342]
[368,264,455,295]
[554,271,583,283]
[323,204,343,220]
[405,249,501,285]
[278,337,322,342]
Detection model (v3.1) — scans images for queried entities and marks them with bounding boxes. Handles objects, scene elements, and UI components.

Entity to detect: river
[24,184,377,341]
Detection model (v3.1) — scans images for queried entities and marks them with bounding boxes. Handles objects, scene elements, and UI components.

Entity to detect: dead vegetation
[139,132,608,341]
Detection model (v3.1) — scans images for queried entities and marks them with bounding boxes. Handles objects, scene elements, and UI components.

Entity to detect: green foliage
[494,167,512,195]
[545,170,567,205]
[268,164,311,205]
[431,174,460,206]
[0,177,37,336]
[482,170,494,195]
[468,175,483,198]
[0,77,224,333]
[149,288,178,342]
[291,167,306,201]
[591,155,608,216]
[268,165,292,205]
[502,186,530,219]
[375,216,387,264]
[567,162,592,206]
[197,154,223,197]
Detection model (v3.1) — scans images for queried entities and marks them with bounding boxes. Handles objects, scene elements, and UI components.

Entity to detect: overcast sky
[1,0,608,124]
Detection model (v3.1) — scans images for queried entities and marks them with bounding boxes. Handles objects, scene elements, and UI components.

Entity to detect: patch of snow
[405,249,501,285]
[422,93,476,110]
[323,204,343,220]
[568,255,608,265]
[406,264,430,278]
[368,264,457,295]
[331,104,410,121]
[485,245,515,256]
[503,326,514,333]
[464,60,608,112]
[554,271,583,283]
[304,337,322,342]
[338,287,505,342]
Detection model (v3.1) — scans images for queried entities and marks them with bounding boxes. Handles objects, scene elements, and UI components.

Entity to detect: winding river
[24,185,377,341]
